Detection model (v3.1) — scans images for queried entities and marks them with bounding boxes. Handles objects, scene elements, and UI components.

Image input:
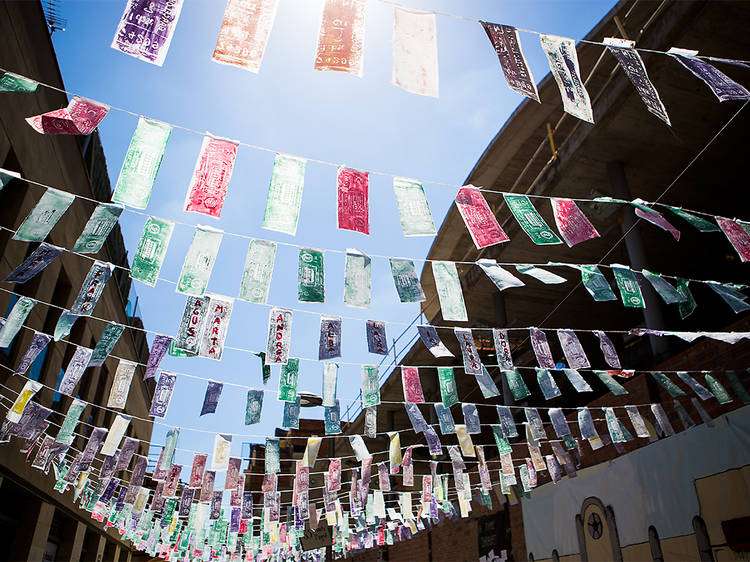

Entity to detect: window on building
[649,526,664,562]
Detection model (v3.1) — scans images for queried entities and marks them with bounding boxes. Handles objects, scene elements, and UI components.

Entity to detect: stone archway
[575,497,623,562]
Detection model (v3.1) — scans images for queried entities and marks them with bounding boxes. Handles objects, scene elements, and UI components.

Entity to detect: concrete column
[95,535,106,562]
[126,550,132,562]
[56,520,86,562]
[26,501,55,562]
[113,544,121,562]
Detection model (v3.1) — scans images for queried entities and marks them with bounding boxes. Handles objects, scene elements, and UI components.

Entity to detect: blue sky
[47,0,616,474]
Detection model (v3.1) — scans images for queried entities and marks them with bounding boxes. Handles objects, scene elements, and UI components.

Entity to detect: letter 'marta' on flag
[480,22,539,102]
[238,239,276,304]
[112,118,172,209]
[455,186,509,249]
[3,242,63,284]
[0,72,38,93]
[130,216,174,286]
[111,0,184,66]
[504,193,562,245]
[6,380,42,423]
[344,248,371,308]
[278,358,300,402]
[392,7,438,97]
[477,259,524,292]
[13,188,74,242]
[144,334,171,380]
[266,307,292,365]
[175,295,212,355]
[361,365,380,407]
[529,328,555,369]
[668,47,750,101]
[107,359,137,409]
[604,38,671,125]
[389,258,425,303]
[611,264,645,308]
[0,297,34,349]
[716,217,750,262]
[212,434,232,471]
[26,97,109,135]
[184,136,238,219]
[540,34,594,123]
[418,325,453,358]
[318,315,342,360]
[454,327,482,375]
[431,261,468,321]
[401,367,424,403]
[392,177,436,236]
[298,248,325,303]
[177,226,223,296]
[336,167,369,234]
[263,153,307,235]
[15,332,51,374]
[150,371,177,417]
[551,198,600,247]
[199,294,233,361]
[72,203,124,254]
[557,329,590,369]
[200,381,224,416]
[70,261,113,316]
[213,0,280,73]
[314,0,366,76]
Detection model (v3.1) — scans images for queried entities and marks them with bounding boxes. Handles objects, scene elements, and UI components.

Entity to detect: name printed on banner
[175,295,212,355]
[266,307,292,365]
[199,295,233,361]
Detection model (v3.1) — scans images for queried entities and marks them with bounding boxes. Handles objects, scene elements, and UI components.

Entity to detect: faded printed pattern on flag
[337,167,369,234]
[392,7,438,97]
[213,0,280,73]
[26,97,109,135]
[551,198,599,247]
[13,188,74,242]
[177,226,223,296]
[184,136,238,219]
[455,186,509,249]
[480,22,539,101]
[238,239,276,304]
[130,216,174,286]
[111,0,184,66]
[314,0,366,76]
[393,177,436,236]
[262,154,307,235]
[72,203,123,254]
[540,34,594,123]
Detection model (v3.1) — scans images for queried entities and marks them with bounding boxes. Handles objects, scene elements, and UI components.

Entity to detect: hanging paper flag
[641,270,685,304]
[298,248,325,303]
[455,186,509,249]
[319,362,339,409]
[175,295,212,355]
[70,261,113,316]
[563,368,593,392]
[361,365,380,407]
[676,279,697,319]
[594,331,621,369]
[150,371,177,417]
[144,334,171,380]
[603,408,630,443]
[184,136,238,218]
[55,399,85,445]
[648,372,686,398]
[491,328,514,369]
[6,380,42,423]
[389,258,425,303]
[726,371,750,405]
[325,400,342,435]
[13,188,74,242]
[415,326,451,359]
[15,332,51,374]
[213,0,279,72]
[462,403,481,434]
[266,307,292,365]
[622,406,650,438]
[52,310,77,343]
[667,48,750,101]
[477,259,524,293]
[111,0,184,66]
[200,381,224,416]
[515,264,566,284]
[401,367,424,403]
[366,319,388,355]
[706,282,750,313]
[189,453,208,487]
[100,414,130,456]
[650,403,675,436]
[631,201,680,241]
[278,358,300,402]
[504,194,562,245]
[557,329,590,369]
[262,154,307,235]
[676,371,713,401]
[4,243,63,284]
[392,7,438,97]
[578,265,617,301]
[611,265,645,308]
[199,295,233,360]
[551,198,600,247]
[603,38,671,125]
[314,0,366,75]
[349,434,371,462]
[262,437,280,475]
[504,369,530,400]
[704,373,732,404]
[177,226,223,296]
[662,205,719,232]
[432,261,468,321]
[475,366,501,398]
[318,315,342,360]
[536,368,561,400]
[339,251,371,310]
[130,216,174,286]
[26,97,109,135]
[238,240,276,304]
[529,328,555,369]
[436,366,458,407]
[673,400,696,431]
[212,434,232,471]
[365,404,377,438]
[56,346,92,397]
[392,177,437,237]
[112,117,172,209]
[577,407,601,444]
[73,203,124,254]
[454,328,482,375]
[455,425,475,457]
[539,35,594,123]
[594,370,628,396]
[405,403,429,434]
[0,296,35,347]
[0,72,38,92]
[479,22,539,101]
[107,359,136,409]
[387,432,402,473]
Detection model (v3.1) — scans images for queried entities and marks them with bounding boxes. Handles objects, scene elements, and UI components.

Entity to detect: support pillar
[95,534,106,562]
[56,520,86,562]
[26,501,55,562]
[113,544,121,562]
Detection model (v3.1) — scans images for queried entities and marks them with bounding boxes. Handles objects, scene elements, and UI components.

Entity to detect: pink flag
[189,453,208,487]
[26,97,109,135]
[551,198,599,247]
[212,0,280,73]
[337,167,369,234]
[717,217,750,262]
[314,0,366,76]
[184,135,239,218]
[401,367,425,403]
[455,186,509,249]
[635,205,680,241]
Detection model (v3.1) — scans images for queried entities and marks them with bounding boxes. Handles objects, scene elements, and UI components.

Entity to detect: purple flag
[145,335,171,380]
[150,371,177,418]
[200,380,223,416]
[530,328,555,369]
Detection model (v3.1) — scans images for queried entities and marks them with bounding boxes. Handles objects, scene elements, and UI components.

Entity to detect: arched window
[692,516,715,562]
[648,526,663,562]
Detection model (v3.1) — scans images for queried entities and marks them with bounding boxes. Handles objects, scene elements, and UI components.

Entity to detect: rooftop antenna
[41,0,67,35]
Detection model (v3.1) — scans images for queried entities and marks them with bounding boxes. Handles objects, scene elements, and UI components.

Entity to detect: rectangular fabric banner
[539,34,594,123]
[175,295,212,354]
[401,367,424,403]
[716,217,750,262]
[112,117,172,209]
[53,310,77,342]
[278,358,300,402]
[184,136,239,218]
[594,370,628,396]
[73,203,123,253]
[475,366,501,398]
[529,328,555,368]
[361,365,380,407]
[70,261,113,316]
[515,264,566,284]
[57,346,92,396]
[344,248,371,308]
[298,248,325,303]
[239,239,276,304]
[454,328,481,375]
[56,399,85,445]
[463,403,481,434]
[107,359,136,409]
[611,265,645,308]
[557,329,590,369]
[579,264,617,301]
[668,48,750,101]
[492,328,514,369]
[551,198,600,247]
[213,0,280,73]
[150,371,177,417]
[504,193,562,245]
[324,401,341,435]
[604,38,671,125]
[14,188,74,242]
[318,315,342,360]
[100,414,130,456]
[26,97,109,135]
[0,72,38,93]
[455,186,509,249]
[0,296,35,348]
[435,402,455,435]
[190,453,208,487]
[595,330,622,369]
[389,258,425,303]
[536,368,561,399]
[431,261,468,321]
[144,334,171,379]
[3,242,63,284]
[199,295,233,361]
[15,332,51,374]
[505,368,530,400]
[314,0,366,76]
[393,177,436,236]
[417,325,453,358]
[266,307,292,364]
[563,368,593,392]
[642,269,685,304]
[6,380,42,423]
[477,259,524,292]
[177,226,223,296]
[337,167,370,234]
[212,434,232,471]
[392,7,438,97]
[480,22,539,101]
[437,367,458,407]
[322,362,338,407]
[663,205,719,232]
[633,203,680,241]
[262,153,307,235]
[111,0,184,66]
[200,381,224,416]
[130,216,174,286]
